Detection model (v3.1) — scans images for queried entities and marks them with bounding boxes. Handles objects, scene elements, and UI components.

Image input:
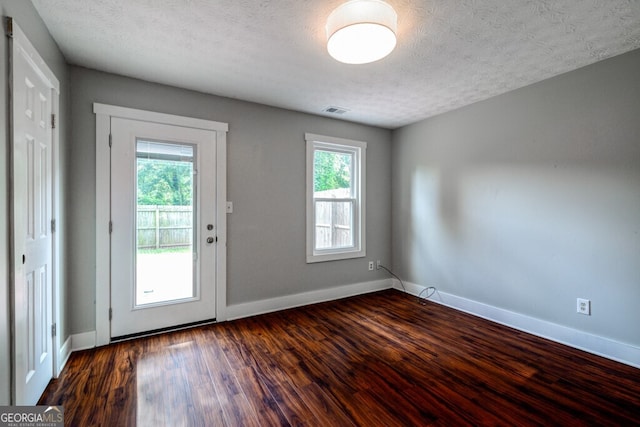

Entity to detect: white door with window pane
[110,117,217,338]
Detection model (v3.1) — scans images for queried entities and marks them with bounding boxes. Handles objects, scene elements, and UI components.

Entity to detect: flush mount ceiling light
[326,0,398,65]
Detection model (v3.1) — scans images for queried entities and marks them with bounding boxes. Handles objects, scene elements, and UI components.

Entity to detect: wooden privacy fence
[314,200,353,249]
[137,205,192,249]
[137,202,353,250]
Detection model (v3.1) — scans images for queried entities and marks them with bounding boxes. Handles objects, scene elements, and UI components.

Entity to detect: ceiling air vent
[323,106,349,115]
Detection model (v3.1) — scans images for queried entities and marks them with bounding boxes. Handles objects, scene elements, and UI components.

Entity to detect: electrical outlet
[376,260,381,270]
[368,261,374,271]
[577,298,591,315]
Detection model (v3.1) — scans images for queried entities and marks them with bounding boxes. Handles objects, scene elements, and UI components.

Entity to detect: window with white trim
[306,133,366,263]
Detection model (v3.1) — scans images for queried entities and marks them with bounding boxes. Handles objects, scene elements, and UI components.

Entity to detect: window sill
[306,249,366,264]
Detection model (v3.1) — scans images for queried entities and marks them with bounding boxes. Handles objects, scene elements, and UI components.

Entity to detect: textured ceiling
[32,0,640,129]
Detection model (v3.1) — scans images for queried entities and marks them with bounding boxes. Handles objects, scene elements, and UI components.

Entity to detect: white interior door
[110,117,217,338]
[10,19,59,405]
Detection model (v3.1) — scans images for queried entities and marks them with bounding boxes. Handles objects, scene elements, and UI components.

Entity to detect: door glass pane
[135,140,196,306]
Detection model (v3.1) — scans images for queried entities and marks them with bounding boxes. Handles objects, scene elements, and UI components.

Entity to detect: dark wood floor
[40,290,640,426]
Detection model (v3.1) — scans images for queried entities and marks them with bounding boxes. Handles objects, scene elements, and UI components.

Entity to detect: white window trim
[305,133,366,263]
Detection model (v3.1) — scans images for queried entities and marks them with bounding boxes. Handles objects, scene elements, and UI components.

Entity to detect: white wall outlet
[577,298,591,315]
[368,261,374,271]
[376,260,381,270]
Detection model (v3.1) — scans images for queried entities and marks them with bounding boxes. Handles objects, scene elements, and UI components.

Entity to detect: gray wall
[5,6,635,399]
[391,49,640,347]
[69,66,392,334]
[0,0,69,405]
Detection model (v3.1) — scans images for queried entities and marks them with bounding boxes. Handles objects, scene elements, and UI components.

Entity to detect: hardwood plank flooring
[40,290,640,426]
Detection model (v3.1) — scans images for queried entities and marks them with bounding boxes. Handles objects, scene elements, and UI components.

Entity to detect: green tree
[137,159,193,206]
[314,150,351,192]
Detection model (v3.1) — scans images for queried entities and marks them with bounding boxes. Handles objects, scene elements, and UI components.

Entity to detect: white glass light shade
[326,0,397,65]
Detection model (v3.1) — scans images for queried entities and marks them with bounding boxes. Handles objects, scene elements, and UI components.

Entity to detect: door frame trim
[8,18,61,403]
[94,103,228,346]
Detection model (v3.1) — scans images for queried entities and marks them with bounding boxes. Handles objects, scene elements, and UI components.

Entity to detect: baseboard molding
[57,336,72,375]
[396,280,640,369]
[71,331,97,351]
[65,279,391,354]
[226,279,393,321]
[65,280,638,369]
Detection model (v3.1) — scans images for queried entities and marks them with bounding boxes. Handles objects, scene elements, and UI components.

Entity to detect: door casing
[94,103,228,346]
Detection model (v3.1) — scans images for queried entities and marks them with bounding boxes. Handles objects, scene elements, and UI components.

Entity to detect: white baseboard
[60,280,391,362]
[396,280,640,369]
[57,336,72,375]
[226,279,393,321]
[71,331,96,351]
[66,279,638,370]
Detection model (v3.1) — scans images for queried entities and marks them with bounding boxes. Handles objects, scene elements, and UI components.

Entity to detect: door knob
[207,237,215,244]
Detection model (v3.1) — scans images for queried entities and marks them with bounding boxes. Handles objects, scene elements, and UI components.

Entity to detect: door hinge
[109,308,113,321]
[109,221,113,234]
[6,18,13,38]
[51,219,56,233]
[51,113,56,129]
[51,323,57,338]
[108,133,112,147]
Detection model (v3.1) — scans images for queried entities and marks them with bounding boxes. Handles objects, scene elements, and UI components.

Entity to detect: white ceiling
[32,0,640,129]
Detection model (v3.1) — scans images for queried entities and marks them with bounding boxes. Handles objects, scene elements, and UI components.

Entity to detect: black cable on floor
[378,264,436,305]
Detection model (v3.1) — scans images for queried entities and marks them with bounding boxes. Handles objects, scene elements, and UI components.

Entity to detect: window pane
[313,150,353,198]
[306,133,366,263]
[315,200,354,250]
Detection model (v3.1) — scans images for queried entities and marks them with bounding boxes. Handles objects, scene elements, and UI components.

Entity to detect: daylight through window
[306,133,366,263]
